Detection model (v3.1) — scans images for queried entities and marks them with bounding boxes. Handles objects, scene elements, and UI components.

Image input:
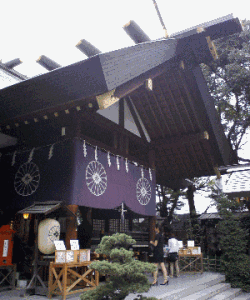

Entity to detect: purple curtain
[0,138,156,216]
[71,139,156,216]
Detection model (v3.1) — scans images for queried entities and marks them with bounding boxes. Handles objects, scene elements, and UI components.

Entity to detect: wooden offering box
[55,249,90,263]
[0,225,15,266]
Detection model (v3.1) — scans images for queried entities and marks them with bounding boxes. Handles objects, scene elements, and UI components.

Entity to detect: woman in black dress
[150,224,168,286]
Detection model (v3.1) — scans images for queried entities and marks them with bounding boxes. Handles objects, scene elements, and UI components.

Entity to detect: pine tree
[80,233,157,300]
[211,189,250,291]
[202,20,250,162]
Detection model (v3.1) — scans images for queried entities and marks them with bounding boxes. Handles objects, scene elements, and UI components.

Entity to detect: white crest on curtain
[11,151,17,166]
[48,144,54,160]
[136,177,152,205]
[83,140,87,157]
[28,148,35,163]
[107,152,111,167]
[116,156,120,170]
[125,158,129,173]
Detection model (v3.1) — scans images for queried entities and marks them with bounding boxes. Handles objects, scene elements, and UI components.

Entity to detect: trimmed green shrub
[80,233,158,300]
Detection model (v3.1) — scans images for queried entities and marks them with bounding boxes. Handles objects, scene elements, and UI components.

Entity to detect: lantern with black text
[0,225,15,266]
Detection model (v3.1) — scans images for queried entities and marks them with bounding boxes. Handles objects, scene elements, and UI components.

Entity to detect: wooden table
[48,261,99,300]
[178,253,203,274]
[0,264,16,291]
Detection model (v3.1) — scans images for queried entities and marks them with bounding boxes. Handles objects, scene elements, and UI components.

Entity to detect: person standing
[150,224,168,286]
[168,232,180,278]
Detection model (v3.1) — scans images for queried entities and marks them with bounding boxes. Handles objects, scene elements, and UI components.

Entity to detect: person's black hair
[155,224,162,233]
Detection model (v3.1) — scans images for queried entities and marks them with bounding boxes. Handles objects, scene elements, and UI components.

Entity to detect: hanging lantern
[23,213,29,220]
[38,219,60,255]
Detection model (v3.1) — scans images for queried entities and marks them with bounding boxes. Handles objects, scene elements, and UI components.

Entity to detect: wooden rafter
[152,131,209,148]
[142,91,166,138]
[147,84,172,136]
[155,78,179,135]
[162,74,187,133]
[129,93,157,137]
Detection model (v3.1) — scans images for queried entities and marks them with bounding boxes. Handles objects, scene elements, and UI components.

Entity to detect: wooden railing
[203,255,222,272]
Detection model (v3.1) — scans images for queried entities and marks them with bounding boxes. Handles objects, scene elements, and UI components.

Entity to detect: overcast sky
[1,0,250,78]
[1,0,250,214]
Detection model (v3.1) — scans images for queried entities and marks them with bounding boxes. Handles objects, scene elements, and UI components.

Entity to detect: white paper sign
[70,240,79,250]
[66,250,74,262]
[2,240,9,257]
[54,240,66,250]
[187,240,195,247]
[178,241,183,248]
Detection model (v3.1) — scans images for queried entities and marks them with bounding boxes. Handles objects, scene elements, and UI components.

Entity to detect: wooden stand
[178,253,203,274]
[0,264,16,291]
[48,261,99,300]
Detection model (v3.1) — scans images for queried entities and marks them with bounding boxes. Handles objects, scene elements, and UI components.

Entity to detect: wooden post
[65,205,78,250]
[149,148,156,242]
[149,216,156,242]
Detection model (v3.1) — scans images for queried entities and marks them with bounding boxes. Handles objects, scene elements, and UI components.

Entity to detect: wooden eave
[0,15,241,187]
[127,63,237,184]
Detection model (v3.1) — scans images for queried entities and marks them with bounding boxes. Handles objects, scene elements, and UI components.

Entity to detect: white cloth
[168,238,179,253]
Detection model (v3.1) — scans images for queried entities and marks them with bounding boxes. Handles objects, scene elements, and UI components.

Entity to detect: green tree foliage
[202,20,250,161]
[211,189,250,291]
[80,233,158,300]
[156,185,184,232]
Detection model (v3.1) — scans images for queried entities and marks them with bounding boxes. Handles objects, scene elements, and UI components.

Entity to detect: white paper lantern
[38,218,60,254]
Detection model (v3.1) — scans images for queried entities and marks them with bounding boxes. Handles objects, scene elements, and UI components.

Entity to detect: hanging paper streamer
[116,156,120,170]
[11,151,17,166]
[125,158,129,173]
[83,140,87,157]
[149,168,152,181]
[48,144,54,160]
[95,146,98,161]
[28,148,35,163]
[107,152,111,167]
[141,167,144,178]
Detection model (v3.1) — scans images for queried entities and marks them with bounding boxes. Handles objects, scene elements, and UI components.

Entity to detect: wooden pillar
[65,205,78,250]
[149,216,156,242]
[149,148,156,242]
[114,132,118,150]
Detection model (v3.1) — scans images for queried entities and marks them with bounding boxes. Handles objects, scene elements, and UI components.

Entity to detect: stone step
[209,288,242,300]
[178,283,231,300]
[157,274,227,300]
[234,293,250,300]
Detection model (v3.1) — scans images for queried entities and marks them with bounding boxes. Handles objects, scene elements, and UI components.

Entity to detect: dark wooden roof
[224,170,250,198]
[0,15,242,188]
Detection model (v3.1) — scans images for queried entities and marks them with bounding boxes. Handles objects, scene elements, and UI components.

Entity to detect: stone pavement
[0,272,250,300]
